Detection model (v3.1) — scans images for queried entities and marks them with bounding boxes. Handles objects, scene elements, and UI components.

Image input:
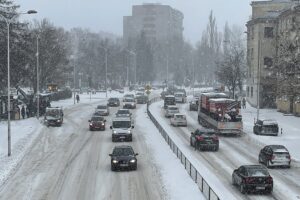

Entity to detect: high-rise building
[123,3,184,46]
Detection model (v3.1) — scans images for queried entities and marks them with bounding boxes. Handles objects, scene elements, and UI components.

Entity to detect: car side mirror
[110,126,112,129]
[88,120,91,122]
[191,132,194,135]
[135,153,139,156]
[131,126,134,129]
[109,154,112,156]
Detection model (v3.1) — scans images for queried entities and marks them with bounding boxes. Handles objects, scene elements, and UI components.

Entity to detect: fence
[147,97,220,200]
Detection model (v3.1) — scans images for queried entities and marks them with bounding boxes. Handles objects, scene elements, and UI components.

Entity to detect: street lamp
[99,46,108,98]
[36,34,40,120]
[0,9,37,156]
[124,49,136,86]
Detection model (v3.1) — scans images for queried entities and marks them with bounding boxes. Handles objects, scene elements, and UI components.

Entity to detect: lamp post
[36,34,40,119]
[99,46,108,98]
[125,49,136,86]
[0,9,37,156]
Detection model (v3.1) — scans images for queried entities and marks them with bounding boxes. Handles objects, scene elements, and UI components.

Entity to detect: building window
[247,86,250,97]
[251,27,254,40]
[251,48,254,60]
[251,87,253,97]
[264,27,274,38]
[264,57,273,67]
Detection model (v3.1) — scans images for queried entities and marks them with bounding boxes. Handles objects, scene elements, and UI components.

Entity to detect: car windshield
[113,121,131,128]
[195,130,214,135]
[109,98,118,101]
[168,107,178,111]
[46,110,61,118]
[247,168,269,177]
[91,117,104,121]
[175,115,185,119]
[113,148,134,156]
[124,98,135,102]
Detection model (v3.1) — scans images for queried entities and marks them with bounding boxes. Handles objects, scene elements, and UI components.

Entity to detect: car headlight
[113,130,117,134]
[89,123,93,126]
[128,130,131,134]
[57,120,61,122]
[112,160,118,164]
[101,122,104,126]
[130,159,136,163]
[44,119,48,122]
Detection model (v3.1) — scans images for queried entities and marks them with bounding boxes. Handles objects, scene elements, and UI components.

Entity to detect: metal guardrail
[147,97,220,200]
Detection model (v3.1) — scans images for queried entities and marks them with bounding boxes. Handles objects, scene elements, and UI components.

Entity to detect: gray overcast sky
[15,0,252,44]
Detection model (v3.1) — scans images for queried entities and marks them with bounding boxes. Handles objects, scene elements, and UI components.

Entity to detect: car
[89,116,106,131]
[232,165,273,194]
[110,117,134,142]
[123,93,135,101]
[174,92,187,103]
[109,145,138,171]
[115,109,132,118]
[164,95,176,109]
[123,97,136,109]
[170,114,187,126]
[44,107,64,127]
[136,95,148,104]
[259,145,291,168]
[107,97,120,107]
[165,105,179,118]
[190,128,219,151]
[253,119,279,136]
[135,91,144,97]
[95,104,110,116]
[189,97,199,111]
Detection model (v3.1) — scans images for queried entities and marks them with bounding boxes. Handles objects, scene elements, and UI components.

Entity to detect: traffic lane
[153,101,282,200]
[178,102,300,199]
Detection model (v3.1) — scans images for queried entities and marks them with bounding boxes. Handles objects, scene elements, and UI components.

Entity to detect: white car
[95,105,110,116]
[170,114,187,126]
[174,92,187,103]
[165,105,179,118]
[123,98,136,109]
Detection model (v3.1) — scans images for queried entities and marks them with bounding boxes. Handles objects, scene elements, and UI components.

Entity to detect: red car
[89,116,106,131]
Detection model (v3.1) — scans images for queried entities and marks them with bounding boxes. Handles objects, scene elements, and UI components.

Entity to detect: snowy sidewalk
[241,103,300,162]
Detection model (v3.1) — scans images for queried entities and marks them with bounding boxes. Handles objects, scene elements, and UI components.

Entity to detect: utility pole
[36,35,40,119]
[257,37,261,121]
[105,48,108,98]
[73,64,76,104]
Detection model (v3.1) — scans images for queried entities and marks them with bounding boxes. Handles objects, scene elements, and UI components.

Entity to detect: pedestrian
[21,105,25,119]
[242,98,246,109]
[76,94,80,103]
[26,107,30,118]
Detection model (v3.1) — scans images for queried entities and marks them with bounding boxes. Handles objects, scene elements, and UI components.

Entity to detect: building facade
[246,0,298,108]
[123,3,183,46]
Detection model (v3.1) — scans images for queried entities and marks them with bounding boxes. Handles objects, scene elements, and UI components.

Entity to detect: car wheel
[89,128,93,131]
[266,160,271,168]
[190,139,193,147]
[111,165,116,171]
[132,165,137,170]
[112,137,115,142]
[240,184,246,194]
[214,146,219,151]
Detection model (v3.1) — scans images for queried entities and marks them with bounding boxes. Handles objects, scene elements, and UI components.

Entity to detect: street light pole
[257,37,261,121]
[36,34,40,119]
[0,9,37,156]
[105,48,108,98]
[73,64,76,104]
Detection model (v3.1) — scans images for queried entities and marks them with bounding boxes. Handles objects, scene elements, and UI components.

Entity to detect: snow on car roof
[262,119,278,125]
[209,98,234,102]
[113,117,131,121]
[165,95,175,98]
[174,114,185,117]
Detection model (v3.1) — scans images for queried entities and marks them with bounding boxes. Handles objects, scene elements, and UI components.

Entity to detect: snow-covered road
[149,100,300,200]
[0,91,204,200]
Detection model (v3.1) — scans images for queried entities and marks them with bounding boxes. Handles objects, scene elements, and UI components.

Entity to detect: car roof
[242,165,266,169]
[261,119,278,125]
[196,128,215,133]
[267,145,288,152]
[167,105,178,108]
[91,115,104,119]
[174,113,185,116]
[113,145,134,150]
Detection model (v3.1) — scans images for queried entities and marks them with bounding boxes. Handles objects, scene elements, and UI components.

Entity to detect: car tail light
[244,177,254,184]
[267,176,273,184]
[196,136,204,141]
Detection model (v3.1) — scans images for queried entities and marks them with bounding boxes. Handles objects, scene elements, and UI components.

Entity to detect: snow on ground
[136,105,205,200]
[0,90,124,186]
[149,101,237,200]
[241,102,300,162]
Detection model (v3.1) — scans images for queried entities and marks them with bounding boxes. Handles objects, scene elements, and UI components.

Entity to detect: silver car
[165,106,179,118]
[170,114,187,126]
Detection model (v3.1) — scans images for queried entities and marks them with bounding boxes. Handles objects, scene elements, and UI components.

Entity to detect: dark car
[232,165,273,194]
[109,145,138,171]
[189,97,199,111]
[190,128,219,151]
[253,119,279,136]
[259,145,291,168]
[89,116,106,131]
[136,95,148,104]
[164,95,176,109]
[107,98,120,107]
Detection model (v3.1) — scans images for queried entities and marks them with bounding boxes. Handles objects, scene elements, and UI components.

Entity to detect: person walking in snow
[21,106,25,119]
[76,94,80,103]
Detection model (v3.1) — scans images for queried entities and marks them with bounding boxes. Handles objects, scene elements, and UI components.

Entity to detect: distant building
[123,3,184,46]
[246,0,299,108]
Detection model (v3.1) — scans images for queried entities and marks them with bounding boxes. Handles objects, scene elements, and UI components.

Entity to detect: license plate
[120,164,128,167]
[256,186,265,190]
[119,136,125,139]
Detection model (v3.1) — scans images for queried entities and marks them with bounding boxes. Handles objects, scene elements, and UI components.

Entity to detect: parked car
[89,116,106,131]
[170,114,187,126]
[232,165,273,194]
[109,145,138,171]
[136,95,148,104]
[253,119,279,136]
[115,109,132,118]
[174,92,187,103]
[190,128,219,151]
[123,97,136,109]
[95,104,110,116]
[189,97,199,111]
[165,105,179,118]
[259,145,291,168]
[110,117,134,142]
[107,97,120,107]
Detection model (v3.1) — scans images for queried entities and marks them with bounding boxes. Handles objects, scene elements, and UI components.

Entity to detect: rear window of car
[97,105,107,109]
[91,117,104,121]
[246,168,269,177]
[175,115,185,119]
[168,107,178,111]
[124,98,135,102]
